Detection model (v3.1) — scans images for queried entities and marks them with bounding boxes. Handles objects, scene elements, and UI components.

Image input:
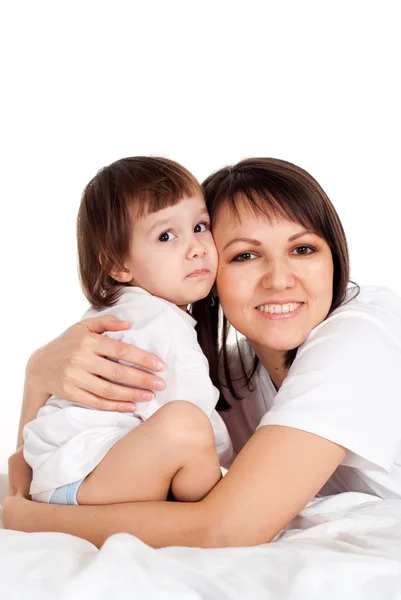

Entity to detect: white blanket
[1,474,401,599]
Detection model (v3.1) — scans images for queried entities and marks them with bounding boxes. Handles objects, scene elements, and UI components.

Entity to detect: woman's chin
[250,331,308,353]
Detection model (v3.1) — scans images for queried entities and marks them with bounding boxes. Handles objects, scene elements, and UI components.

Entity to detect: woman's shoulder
[335,285,401,319]
[269,285,401,476]
[305,285,401,349]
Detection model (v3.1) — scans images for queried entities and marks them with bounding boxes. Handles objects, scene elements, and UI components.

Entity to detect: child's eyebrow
[146,218,174,236]
[145,208,210,236]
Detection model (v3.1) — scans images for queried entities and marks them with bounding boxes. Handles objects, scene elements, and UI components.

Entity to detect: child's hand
[27,315,166,413]
[2,451,32,530]
[7,447,32,500]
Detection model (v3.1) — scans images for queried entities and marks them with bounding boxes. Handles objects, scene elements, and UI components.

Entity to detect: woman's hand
[28,315,166,413]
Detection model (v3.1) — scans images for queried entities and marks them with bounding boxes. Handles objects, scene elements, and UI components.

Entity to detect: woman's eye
[231,252,258,262]
[194,222,209,233]
[291,245,315,256]
[158,231,176,242]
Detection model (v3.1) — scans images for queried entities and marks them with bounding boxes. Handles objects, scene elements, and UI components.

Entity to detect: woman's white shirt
[221,286,401,499]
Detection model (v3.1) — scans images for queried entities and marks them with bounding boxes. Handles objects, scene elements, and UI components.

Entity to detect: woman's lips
[255,302,304,320]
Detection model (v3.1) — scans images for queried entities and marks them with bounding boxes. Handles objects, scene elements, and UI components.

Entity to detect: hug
[4,156,401,549]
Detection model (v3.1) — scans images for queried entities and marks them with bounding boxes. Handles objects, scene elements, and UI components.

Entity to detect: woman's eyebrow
[223,237,262,251]
[223,230,317,250]
[288,229,316,241]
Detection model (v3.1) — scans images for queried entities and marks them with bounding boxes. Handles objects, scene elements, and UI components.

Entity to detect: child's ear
[99,252,133,283]
[109,267,133,283]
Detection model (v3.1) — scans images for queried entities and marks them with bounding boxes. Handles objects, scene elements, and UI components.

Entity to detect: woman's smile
[213,204,334,354]
[255,301,304,319]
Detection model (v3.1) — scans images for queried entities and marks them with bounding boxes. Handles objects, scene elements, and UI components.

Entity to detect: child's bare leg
[169,405,222,503]
[76,401,221,505]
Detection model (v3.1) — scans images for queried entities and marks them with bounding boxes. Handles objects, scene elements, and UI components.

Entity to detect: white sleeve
[105,309,219,420]
[258,314,401,471]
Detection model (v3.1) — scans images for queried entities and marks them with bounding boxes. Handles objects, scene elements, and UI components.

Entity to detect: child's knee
[157,401,215,449]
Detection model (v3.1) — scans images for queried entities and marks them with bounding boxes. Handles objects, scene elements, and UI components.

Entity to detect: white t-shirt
[220,286,401,499]
[23,287,233,501]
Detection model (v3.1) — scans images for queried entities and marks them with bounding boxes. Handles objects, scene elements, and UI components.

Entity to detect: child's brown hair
[77,156,202,308]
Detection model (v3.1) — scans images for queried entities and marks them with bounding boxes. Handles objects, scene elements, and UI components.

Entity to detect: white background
[0,1,400,472]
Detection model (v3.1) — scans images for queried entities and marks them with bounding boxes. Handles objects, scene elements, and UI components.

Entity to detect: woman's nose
[261,259,295,290]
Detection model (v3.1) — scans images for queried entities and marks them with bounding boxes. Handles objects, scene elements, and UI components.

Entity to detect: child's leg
[76,400,221,505]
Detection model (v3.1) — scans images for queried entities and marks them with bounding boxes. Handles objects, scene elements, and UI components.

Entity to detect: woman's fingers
[78,315,132,335]
[77,371,157,406]
[28,315,166,410]
[65,385,144,413]
[90,330,165,372]
[90,355,165,394]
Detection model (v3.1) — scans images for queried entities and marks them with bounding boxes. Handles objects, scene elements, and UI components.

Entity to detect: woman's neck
[249,342,288,391]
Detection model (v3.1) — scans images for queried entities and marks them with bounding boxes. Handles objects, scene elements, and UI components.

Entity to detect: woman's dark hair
[77,156,202,308]
[193,158,359,411]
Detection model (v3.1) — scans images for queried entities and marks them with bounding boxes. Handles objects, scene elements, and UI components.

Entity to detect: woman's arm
[4,425,346,548]
[17,356,51,448]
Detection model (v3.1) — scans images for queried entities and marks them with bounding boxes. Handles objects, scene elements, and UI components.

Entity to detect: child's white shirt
[24,287,232,501]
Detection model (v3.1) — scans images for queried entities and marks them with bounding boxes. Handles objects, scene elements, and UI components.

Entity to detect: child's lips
[186,269,209,278]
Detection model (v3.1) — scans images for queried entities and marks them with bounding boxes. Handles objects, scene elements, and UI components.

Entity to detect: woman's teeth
[256,302,302,314]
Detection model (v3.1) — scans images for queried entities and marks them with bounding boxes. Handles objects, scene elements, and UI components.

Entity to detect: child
[23,156,232,506]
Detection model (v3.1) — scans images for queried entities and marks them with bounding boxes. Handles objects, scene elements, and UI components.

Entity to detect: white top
[221,286,401,499]
[24,287,232,500]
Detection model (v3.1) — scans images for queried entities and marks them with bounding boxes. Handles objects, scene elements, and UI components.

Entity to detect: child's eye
[231,252,258,262]
[290,245,316,256]
[194,222,209,233]
[158,231,176,242]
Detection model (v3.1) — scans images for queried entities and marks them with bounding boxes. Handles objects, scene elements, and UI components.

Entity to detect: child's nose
[187,236,206,259]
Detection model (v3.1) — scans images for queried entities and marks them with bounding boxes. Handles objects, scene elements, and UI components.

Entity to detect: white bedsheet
[1,474,401,599]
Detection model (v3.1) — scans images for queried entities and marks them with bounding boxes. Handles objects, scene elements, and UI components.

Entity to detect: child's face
[118,196,217,308]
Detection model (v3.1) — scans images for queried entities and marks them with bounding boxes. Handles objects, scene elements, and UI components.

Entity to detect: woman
[4,158,401,548]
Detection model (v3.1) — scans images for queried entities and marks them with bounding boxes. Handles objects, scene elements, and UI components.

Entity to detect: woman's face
[213,203,334,353]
